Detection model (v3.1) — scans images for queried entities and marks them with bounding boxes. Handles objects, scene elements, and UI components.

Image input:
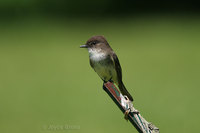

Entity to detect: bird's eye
[91,42,96,45]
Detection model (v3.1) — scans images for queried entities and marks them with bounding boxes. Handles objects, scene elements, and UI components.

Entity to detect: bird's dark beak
[80,44,88,48]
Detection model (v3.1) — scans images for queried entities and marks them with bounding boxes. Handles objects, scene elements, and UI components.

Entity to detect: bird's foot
[108,78,113,83]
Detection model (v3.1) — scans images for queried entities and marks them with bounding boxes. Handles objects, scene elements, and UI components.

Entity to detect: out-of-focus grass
[0,16,200,133]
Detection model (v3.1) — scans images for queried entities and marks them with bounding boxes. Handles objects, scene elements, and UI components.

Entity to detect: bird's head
[80,35,109,49]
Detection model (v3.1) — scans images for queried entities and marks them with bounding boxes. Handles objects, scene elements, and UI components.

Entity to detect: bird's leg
[108,78,113,83]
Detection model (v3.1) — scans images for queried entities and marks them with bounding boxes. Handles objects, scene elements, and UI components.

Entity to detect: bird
[80,35,133,101]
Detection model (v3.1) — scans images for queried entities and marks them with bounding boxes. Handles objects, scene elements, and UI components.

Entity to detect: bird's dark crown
[86,35,108,47]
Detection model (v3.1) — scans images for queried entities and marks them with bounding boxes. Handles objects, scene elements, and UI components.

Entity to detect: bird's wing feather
[110,52,134,101]
[110,52,122,82]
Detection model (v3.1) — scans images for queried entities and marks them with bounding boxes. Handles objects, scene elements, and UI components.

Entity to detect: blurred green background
[0,0,200,133]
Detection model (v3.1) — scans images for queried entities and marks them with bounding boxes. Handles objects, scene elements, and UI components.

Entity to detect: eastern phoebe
[80,35,133,101]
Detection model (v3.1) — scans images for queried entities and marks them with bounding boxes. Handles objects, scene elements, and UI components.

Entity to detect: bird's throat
[89,48,107,62]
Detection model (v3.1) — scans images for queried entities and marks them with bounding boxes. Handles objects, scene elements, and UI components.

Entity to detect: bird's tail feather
[119,82,134,101]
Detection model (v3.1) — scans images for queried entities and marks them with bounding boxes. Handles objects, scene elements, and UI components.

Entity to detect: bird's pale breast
[89,49,118,83]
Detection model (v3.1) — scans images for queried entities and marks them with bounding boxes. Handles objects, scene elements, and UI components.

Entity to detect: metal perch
[103,82,159,133]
